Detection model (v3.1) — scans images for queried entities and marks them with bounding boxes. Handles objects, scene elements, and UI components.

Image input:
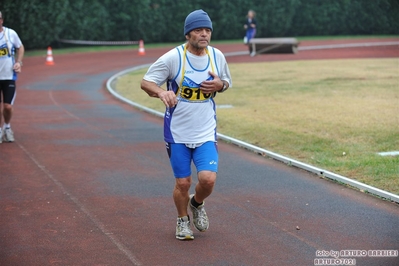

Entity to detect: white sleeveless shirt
[143,44,232,144]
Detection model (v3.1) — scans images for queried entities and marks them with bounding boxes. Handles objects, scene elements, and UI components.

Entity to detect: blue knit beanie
[184,10,213,36]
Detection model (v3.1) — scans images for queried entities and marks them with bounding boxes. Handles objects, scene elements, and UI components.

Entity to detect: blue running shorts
[166,141,219,178]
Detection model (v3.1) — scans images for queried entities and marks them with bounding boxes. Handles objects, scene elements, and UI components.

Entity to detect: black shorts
[0,80,16,104]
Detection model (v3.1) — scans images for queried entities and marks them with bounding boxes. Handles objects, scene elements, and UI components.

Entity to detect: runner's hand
[159,90,177,108]
[200,71,223,93]
[13,62,22,73]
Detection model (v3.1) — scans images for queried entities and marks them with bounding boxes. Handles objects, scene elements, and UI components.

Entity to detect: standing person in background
[244,10,257,54]
[141,9,232,241]
[0,10,24,143]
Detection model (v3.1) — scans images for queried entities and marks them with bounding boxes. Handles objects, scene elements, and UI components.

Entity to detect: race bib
[179,76,213,102]
[0,47,9,57]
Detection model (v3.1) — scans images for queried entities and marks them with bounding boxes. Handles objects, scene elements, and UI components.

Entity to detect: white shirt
[143,44,232,144]
[0,27,23,80]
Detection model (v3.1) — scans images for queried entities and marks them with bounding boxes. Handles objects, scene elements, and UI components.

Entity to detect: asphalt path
[1,40,398,266]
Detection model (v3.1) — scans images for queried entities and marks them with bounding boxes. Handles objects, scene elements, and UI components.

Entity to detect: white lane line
[378,151,399,156]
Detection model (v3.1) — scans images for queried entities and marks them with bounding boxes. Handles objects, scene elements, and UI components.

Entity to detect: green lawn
[114,58,399,195]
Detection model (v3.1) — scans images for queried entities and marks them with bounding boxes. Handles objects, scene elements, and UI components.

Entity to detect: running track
[0,39,398,266]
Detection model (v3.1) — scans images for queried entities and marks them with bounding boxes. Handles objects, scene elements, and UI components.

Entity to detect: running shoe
[0,130,2,143]
[189,194,209,232]
[175,216,194,240]
[3,128,15,142]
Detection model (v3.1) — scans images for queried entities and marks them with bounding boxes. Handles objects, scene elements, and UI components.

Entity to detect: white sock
[3,123,10,129]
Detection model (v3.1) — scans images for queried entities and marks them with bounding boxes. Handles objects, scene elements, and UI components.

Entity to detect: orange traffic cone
[138,40,145,56]
[46,46,55,65]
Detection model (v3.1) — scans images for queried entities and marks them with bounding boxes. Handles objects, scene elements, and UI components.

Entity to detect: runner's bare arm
[13,44,25,72]
[141,79,177,108]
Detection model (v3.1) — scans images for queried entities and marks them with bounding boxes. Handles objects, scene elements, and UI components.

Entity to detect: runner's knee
[3,104,12,112]
[175,177,191,192]
[198,171,216,189]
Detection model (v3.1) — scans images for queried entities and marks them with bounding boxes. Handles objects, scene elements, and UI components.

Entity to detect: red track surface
[1,39,398,266]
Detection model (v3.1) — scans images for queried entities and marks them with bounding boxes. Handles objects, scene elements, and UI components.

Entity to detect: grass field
[114,57,399,196]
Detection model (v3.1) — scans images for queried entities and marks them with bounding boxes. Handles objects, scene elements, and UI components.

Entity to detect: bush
[1,0,398,50]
